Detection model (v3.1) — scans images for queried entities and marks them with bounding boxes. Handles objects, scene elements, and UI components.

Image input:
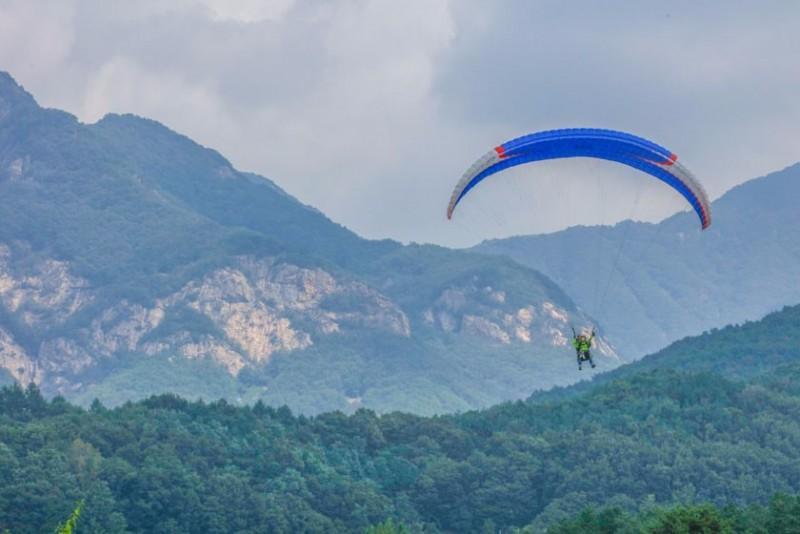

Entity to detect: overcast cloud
[1,0,798,246]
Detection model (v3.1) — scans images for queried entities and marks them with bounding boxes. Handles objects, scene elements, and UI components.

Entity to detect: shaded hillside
[0,71,607,414]
[475,163,800,357]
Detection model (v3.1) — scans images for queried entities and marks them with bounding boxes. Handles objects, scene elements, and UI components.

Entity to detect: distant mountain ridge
[475,162,800,357]
[0,71,609,414]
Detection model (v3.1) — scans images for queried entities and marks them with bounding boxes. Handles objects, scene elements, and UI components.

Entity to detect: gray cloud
[1,0,798,246]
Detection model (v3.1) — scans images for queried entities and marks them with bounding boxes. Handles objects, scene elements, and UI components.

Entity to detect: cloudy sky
[1,0,798,246]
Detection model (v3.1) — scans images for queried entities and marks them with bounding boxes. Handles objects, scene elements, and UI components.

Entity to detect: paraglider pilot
[571,327,596,370]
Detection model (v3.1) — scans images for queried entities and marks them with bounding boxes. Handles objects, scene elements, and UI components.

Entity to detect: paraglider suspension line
[596,183,644,316]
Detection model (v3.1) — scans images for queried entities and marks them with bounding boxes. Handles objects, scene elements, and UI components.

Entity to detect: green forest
[3,354,800,532]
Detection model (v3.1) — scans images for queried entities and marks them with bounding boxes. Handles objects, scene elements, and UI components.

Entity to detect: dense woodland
[3,355,800,532]
[547,496,800,533]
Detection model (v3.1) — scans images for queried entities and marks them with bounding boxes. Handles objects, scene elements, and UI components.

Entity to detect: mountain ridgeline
[0,71,608,414]
[2,302,800,532]
[475,162,800,358]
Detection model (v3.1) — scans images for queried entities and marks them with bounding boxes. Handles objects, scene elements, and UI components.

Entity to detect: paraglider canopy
[447,128,711,230]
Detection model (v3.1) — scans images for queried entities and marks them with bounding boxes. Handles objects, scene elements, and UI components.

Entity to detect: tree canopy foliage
[3,357,800,532]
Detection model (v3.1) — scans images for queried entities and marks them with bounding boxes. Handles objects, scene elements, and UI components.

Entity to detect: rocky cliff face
[0,327,35,384]
[0,245,93,328]
[423,282,614,357]
[0,247,415,393]
[0,243,615,397]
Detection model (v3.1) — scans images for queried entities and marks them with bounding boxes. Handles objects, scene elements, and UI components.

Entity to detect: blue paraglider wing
[447,128,711,229]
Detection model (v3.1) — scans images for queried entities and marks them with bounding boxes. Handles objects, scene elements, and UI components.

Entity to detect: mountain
[3,321,800,531]
[0,71,612,414]
[474,162,800,357]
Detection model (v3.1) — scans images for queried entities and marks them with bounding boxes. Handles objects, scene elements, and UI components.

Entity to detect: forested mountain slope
[0,71,608,415]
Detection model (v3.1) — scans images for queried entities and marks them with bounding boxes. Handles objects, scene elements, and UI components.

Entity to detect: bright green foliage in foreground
[54,500,83,534]
[3,360,800,533]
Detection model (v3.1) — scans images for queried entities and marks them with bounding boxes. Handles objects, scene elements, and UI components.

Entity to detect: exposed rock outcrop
[0,250,418,392]
[0,327,37,384]
[423,283,617,357]
[0,245,93,327]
